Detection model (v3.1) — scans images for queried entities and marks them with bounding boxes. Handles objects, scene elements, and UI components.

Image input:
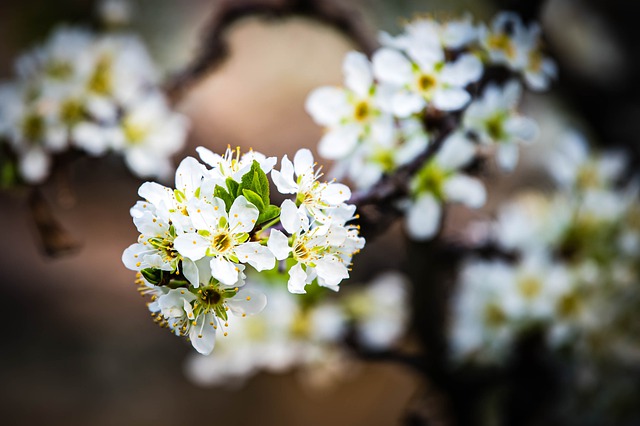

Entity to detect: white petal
[288,263,308,294]
[268,229,292,260]
[436,132,477,170]
[318,125,360,160]
[175,156,205,197]
[227,288,267,316]
[174,233,209,261]
[505,116,538,143]
[441,54,483,86]
[321,183,351,205]
[406,194,441,240]
[182,258,199,287]
[444,175,486,208]
[315,257,349,286]
[195,146,221,168]
[187,197,225,231]
[210,256,239,285]
[344,51,373,97]
[432,87,471,111]
[229,196,259,233]
[283,199,309,235]
[122,243,149,270]
[293,148,314,177]
[271,155,297,194]
[391,91,426,117]
[72,122,109,156]
[19,148,49,183]
[189,312,217,355]
[138,181,172,208]
[305,86,349,126]
[496,143,520,171]
[235,242,275,271]
[372,48,413,86]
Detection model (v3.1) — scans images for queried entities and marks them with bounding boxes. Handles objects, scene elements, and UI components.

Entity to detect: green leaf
[257,204,280,226]
[214,185,234,211]
[141,268,163,285]
[225,178,240,198]
[242,189,265,212]
[240,160,270,205]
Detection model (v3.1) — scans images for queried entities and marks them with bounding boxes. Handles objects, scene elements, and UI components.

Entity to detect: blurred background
[0,0,638,425]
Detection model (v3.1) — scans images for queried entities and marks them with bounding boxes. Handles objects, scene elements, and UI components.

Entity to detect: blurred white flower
[306,51,393,160]
[479,12,557,91]
[405,132,485,240]
[463,80,538,170]
[373,36,482,115]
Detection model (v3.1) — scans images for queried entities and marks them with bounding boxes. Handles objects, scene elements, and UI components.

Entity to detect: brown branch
[28,187,80,257]
[167,0,378,99]
[351,114,460,241]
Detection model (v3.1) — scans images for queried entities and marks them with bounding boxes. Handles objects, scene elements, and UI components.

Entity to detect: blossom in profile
[479,11,557,91]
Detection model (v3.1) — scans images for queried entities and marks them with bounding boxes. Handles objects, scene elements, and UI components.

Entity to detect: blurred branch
[351,113,459,241]
[28,187,80,257]
[167,0,378,99]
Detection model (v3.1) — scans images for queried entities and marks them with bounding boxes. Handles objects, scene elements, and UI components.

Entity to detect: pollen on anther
[223,332,228,336]
[246,296,251,301]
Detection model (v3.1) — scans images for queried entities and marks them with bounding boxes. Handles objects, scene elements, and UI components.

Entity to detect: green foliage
[214,160,281,228]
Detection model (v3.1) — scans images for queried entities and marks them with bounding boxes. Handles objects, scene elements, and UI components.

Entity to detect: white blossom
[463,80,538,170]
[405,132,485,240]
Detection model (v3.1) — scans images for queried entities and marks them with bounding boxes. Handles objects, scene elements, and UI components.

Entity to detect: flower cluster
[449,131,639,365]
[123,147,364,354]
[185,271,409,387]
[305,12,551,240]
[0,26,187,184]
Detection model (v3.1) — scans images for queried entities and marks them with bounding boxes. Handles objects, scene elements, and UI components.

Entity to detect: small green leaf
[141,268,163,285]
[214,185,234,211]
[240,161,270,205]
[242,189,265,212]
[225,178,240,198]
[258,204,281,226]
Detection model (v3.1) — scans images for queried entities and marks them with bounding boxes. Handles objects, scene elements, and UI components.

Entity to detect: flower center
[484,303,506,326]
[417,74,436,93]
[45,60,73,80]
[88,55,113,95]
[123,117,150,145]
[21,113,45,142]
[61,98,84,126]
[557,293,580,318]
[201,288,222,306]
[353,100,370,122]
[488,34,515,58]
[413,161,449,200]
[212,231,233,254]
[293,240,311,261]
[518,276,542,299]
[486,113,506,141]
